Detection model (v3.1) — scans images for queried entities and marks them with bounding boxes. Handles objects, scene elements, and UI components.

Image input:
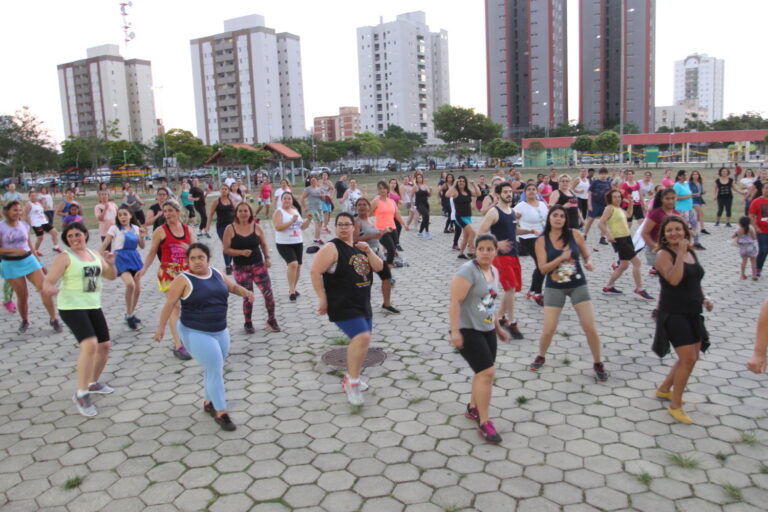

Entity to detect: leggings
[216,224,232,267]
[379,231,397,265]
[757,233,768,273]
[133,209,145,225]
[177,321,230,411]
[716,196,733,218]
[416,203,430,233]
[519,237,544,294]
[233,263,276,323]
[577,198,588,220]
[194,202,208,231]
[185,204,196,220]
[453,224,462,246]
[394,219,402,245]
[444,216,453,232]
[680,209,700,243]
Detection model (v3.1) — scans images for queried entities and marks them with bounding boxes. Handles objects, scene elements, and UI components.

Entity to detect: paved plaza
[0,220,766,512]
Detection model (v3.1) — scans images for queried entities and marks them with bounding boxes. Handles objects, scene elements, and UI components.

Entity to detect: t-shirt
[0,220,31,252]
[94,202,117,238]
[334,181,347,199]
[589,179,612,206]
[189,186,206,206]
[673,182,693,211]
[647,207,678,242]
[2,191,22,204]
[661,177,675,188]
[274,187,290,203]
[455,261,499,332]
[514,201,548,239]
[107,224,140,251]
[748,197,768,234]
[224,177,236,187]
[620,182,642,205]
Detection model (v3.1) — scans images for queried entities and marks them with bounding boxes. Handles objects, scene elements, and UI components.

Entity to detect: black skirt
[652,311,710,358]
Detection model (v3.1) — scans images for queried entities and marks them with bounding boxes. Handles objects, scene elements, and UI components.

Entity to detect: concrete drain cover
[322,347,387,369]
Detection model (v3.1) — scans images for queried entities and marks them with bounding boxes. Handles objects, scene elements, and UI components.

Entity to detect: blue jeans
[757,233,768,273]
[177,321,230,411]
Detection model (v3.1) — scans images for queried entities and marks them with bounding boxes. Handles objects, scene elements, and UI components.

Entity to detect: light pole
[152,85,168,177]
[619,5,635,165]
[123,149,127,166]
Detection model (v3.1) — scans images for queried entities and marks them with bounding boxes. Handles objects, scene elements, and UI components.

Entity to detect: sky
[1,0,766,144]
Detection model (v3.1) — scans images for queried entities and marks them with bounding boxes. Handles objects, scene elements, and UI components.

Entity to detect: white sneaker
[88,382,114,394]
[342,375,369,392]
[72,392,97,417]
[423,233,432,240]
[341,377,364,405]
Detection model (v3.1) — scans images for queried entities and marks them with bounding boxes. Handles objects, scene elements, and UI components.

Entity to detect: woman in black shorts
[272,192,312,301]
[449,234,509,444]
[42,222,118,417]
[529,206,608,381]
[652,216,714,424]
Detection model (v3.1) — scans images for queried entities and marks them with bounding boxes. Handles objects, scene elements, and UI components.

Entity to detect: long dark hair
[543,205,572,244]
[652,187,676,210]
[116,206,140,228]
[738,215,752,234]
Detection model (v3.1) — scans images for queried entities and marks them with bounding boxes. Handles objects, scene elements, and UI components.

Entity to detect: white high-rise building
[357,12,449,144]
[190,15,306,146]
[57,44,156,143]
[674,53,724,123]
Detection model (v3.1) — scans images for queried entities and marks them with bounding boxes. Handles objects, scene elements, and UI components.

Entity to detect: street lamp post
[123,149,127,166]
[619,5,635,165]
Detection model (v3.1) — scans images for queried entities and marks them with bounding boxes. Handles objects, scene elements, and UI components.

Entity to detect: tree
[149,129,211,169]
[315,141,342,164]
[486,138,520,159]
[60,136,94,169]
[571,135,595,153]
[104,139,145,167]
[0,107,58,176]
[433,105,501,145]
[594,130,620,154]
[383,137,418,162]
[353,132,383,162]
[383,124,426,146]
[220,146,271,168]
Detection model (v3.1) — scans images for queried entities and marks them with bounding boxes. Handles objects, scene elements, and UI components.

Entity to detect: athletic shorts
[543,284,591,308]
[644,246,656,267]
[59,308,110,343]
[631,204,644,221]
[259,198,271,205]
[458,328,497,373]
[335,317,373,339]
[276,243,303,265]
[454,217,472,229]
[308,209,322,221]
[588,204,605,218]
[32,224,54,236]
[662,312,707,349]
[376,264,392,281]
[321,202,333,213]
[611,236,637,261]
[492,255,522,292]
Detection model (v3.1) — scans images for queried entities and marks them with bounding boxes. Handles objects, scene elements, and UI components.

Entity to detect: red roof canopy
[522,129,768,150]
[263,143,301,159]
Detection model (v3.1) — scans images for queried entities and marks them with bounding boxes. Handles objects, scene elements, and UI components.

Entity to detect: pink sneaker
[4,301,16,314]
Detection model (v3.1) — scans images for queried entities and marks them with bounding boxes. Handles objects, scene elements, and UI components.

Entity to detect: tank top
[453,192,472,218]
[544,232,587,289]
[322,238,373,322]
[159,223,190,265]
[230,223,263,266]
[716,178,733,198]
[605,206,630,238]
[306,186,323,212]
[555,191,581,229]
[28,201,48,227]
[373,197,397,230]
[489,206,518,257]
[126,194,141,212]
[215,200,234,226]
[573,177,590,199]
[413,186,427,205]
[478,185,490,203]
[180,268,229,332]
[275,208,303,244]
[658,249,704,314]
[58,249,102,310]
[358,217,381,252]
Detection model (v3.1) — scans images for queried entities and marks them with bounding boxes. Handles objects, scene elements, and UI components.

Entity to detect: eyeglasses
[336,223,354,227]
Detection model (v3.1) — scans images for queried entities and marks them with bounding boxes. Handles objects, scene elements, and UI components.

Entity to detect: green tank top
[606,206,630,238]
[58,249,103,310]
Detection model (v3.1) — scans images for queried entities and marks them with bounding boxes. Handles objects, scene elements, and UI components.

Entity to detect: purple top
[647,208,678,242]
[0,221,31,251]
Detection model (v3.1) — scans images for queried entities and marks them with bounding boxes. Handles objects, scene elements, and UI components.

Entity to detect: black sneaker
[225,266,233,275]
[50,319,63,333]
[396,245,404,251]
[594,362,609,382]
[700,228,710,235]
[505,322,524,340]
[244,322,255,334]
[529,355,545,372]
[382,304,400,314]
[18,321,29,334]
[602,286,623,295]
[215,413,236,431]
[126,315,138,330]
[203,401,215,417]
[289,293,297,302]
[693,242,706,250]
[599,237,609,245]
[725,223,732,228]
[465,404,480,423]
[457,254,468,260]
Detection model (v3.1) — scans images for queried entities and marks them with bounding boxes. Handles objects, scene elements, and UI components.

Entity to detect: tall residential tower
[57,44,156,143]
[579,0,656,133]
[190,15,306,146]
[674,53,724,123]
[357,12,449,144]
[486,0,568,139]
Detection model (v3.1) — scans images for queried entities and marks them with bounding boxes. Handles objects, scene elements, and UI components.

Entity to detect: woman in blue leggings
[154,243,254,431]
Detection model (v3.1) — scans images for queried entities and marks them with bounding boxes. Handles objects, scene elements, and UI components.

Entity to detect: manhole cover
[322,347,387,369]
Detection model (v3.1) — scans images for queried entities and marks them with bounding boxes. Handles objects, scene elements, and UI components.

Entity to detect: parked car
[415,164,428,171]
[510,157,524,167]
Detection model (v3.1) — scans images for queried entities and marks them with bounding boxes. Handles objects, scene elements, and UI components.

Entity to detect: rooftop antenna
[120,1,135,45]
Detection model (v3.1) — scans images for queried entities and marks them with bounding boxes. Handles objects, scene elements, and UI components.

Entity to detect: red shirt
[748,197,768,234]
[620,181,641,205]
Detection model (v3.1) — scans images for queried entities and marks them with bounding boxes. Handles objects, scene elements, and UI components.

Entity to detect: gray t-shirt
[456,261,499,332]
[306,186,323,212]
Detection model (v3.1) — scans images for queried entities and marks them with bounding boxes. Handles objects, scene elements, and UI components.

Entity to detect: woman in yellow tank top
[43,222,118,418]
[597,190,653,300]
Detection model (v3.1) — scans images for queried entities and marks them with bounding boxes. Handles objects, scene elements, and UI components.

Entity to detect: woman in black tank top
[652,216,714,425]
[223,203,278,334]
[549,174,582,229]
[446,176,480,259]
[207,184,236,273]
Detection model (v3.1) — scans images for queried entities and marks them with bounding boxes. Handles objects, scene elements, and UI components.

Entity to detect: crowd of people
[1,165,766,440]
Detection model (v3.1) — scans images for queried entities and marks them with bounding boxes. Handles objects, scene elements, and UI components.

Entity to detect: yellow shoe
[667,407,693,424]
[655,389,673,400]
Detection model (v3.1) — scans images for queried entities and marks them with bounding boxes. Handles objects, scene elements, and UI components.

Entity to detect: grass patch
[516,395,528,405]
[722,483,743,503]
[62,475,83,490]
[350,404,363,415]
[559,331,571,338]
[561,357,572,366]
[667,453,700,469]
[760,463,768,474]
[329,337,350,346]
[405,373,420,381]
[593,399,604,406]
[326,369,344,378]
[408,397,427,405]
[443,506,459,512]
[632,472,653,486]
[256,498,291,507]
[715,452,728,464]
[738,431,759,446]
